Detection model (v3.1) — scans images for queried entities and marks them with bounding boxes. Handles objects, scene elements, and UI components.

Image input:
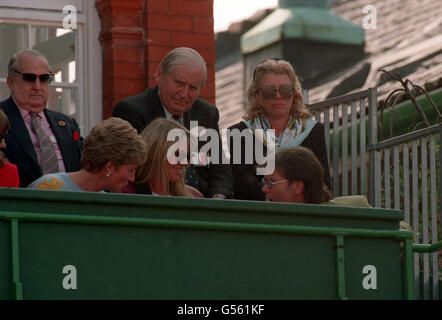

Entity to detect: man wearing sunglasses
[262,146,331,204]
[0,50,82,187]
[113,47,233,199]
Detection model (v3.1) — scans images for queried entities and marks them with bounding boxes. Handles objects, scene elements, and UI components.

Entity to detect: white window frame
[0,0,102,135]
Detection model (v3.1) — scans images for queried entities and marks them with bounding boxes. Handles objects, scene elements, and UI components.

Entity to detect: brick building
[0,0,216,134]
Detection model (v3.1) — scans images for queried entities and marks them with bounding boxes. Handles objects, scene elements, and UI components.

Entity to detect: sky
[214,0,278,33]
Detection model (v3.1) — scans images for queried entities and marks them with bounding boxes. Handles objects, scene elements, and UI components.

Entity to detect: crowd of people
[0,47,364,206]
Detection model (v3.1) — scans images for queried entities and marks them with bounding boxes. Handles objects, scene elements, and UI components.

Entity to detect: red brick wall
[96,0,215,119]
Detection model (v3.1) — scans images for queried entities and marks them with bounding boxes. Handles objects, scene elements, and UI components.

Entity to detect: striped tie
[31,113,60,174]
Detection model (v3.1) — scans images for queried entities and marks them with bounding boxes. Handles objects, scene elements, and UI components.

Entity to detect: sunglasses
[259,85,295,100]
[12,69,54,84]
[262,177,288,189]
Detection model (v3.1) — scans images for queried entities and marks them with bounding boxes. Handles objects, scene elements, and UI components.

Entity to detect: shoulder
[307,119,323,131]
[3,161,18,172]
[304,121,325,140]
[228,121,247,131]
[115,88,155,108]
[0,161,19,187]
[193,98,218,115]
[323,195,371,208]
[28,173,68,190]
[0,96,13,108]
[0,97,18,115]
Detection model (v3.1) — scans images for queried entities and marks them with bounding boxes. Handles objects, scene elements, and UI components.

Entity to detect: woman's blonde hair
[81,117,147,172]
[244,58,312,121]
[136,118,192,197]
[0,109,11,167]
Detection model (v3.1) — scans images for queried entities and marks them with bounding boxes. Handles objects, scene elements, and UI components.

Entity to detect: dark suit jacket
[0,97,83,187]
[112,86,233,198]
[228,121,331,201]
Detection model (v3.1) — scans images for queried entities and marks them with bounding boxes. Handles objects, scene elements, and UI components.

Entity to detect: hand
[185,185,204,198]
[212,194,226,199]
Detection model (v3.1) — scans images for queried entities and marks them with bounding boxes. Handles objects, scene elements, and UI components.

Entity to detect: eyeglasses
[259,85,295,100]
[11,69,54,84]
[262,177,288,189]
[252,57,283,80]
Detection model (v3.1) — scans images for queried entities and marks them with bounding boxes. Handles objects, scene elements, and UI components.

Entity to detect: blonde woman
[0,109,19,187]
[228,58,331,200]
[28,117,147,192]
[128,118,199,197]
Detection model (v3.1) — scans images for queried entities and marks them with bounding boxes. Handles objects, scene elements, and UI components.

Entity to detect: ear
[103,161,115,173]
[154,66,163,83]
[6,76,13,91]
[290,181,305,195]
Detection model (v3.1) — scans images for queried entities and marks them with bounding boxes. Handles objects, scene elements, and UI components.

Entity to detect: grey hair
[157,47,207,87]
[8,49,51,76]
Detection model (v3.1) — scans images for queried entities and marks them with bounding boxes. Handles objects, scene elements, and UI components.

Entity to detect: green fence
[0,187,418,299]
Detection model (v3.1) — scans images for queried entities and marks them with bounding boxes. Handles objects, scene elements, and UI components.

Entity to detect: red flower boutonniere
[73,130,80,141]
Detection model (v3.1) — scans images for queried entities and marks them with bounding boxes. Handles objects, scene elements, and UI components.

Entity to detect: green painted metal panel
[0,188,410,299]
[0,220,10,299]
[280,0,329,8]
[344,238,403,299]
[0,188,402,230]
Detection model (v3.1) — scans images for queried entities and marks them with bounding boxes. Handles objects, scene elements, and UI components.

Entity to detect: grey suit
[113,86,233,198]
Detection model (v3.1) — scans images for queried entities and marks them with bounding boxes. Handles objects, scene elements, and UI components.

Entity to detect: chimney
[240,0,365,93]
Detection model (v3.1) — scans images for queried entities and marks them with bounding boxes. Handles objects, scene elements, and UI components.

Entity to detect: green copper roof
[279,0,329,8]
[240,6,364,54]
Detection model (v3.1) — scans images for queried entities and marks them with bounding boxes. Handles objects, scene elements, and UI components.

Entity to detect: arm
[228,124,265,201]
[205,109,234,198]
[302,123,331,191]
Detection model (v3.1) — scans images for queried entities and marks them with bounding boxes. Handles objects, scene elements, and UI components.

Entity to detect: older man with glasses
[0,49,82,187]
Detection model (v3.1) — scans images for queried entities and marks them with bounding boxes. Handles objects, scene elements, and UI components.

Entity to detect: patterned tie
[30,113,60,174]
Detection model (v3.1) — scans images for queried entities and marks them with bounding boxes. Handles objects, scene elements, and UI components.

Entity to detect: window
[0,0,102,134]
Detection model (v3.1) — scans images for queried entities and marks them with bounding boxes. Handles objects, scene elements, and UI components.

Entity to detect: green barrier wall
[0,187,413,300]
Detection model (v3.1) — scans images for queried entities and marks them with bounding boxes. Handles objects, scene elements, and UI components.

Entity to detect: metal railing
[308,88,376,199]
[307,88,441,300]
